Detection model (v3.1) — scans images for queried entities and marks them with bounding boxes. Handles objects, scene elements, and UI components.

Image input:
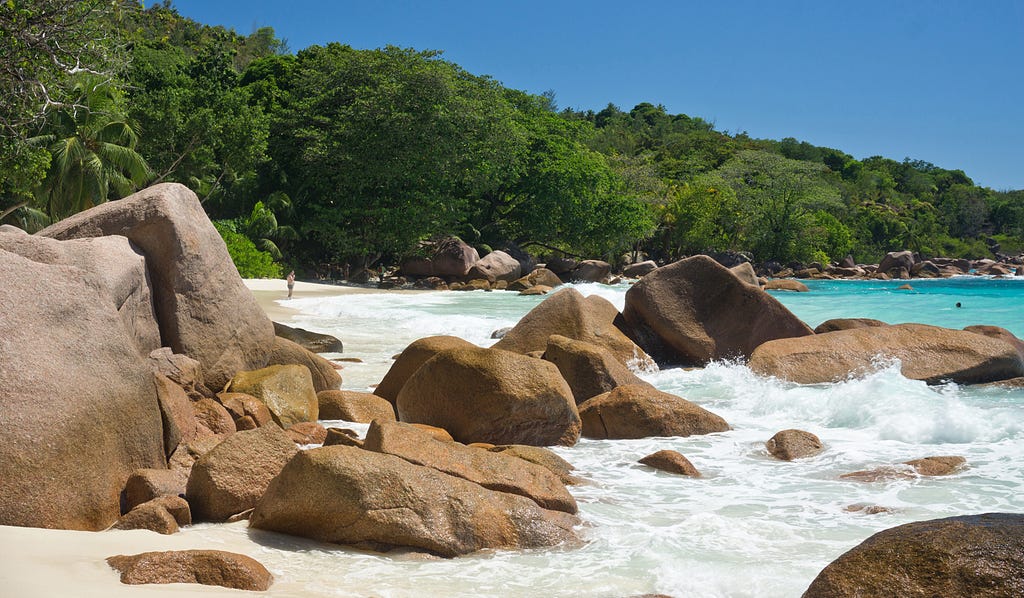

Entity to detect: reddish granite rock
[107,550,273,591]
[639,450,701,477]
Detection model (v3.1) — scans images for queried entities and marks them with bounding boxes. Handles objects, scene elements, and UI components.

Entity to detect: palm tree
[29,75,151,222]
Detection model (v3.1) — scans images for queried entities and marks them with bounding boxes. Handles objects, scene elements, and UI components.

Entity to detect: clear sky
[154,0,1023,190]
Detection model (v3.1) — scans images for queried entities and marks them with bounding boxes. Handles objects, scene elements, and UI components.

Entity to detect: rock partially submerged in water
[802,513,1024,598]
[373,335,477,406]
[766,429,824,460]
[812,318,887,334]
[494,287,654,369]
[396,345,581,446]
[250,445,578,557]
[543,334,647,404]
[749,323,1024,385]
[578,384,729,440]
[107,550,273,591]
[272,321,344,353]
[639,450,702,477]
[622,255,814,366]
[841,456,966,482]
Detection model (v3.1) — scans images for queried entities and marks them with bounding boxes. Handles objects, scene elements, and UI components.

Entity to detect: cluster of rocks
[3,183,1022,593]
[379,243,1021,295]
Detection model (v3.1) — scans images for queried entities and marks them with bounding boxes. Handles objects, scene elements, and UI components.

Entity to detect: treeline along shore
[3,1,1023,285]
[1,182,1023,595]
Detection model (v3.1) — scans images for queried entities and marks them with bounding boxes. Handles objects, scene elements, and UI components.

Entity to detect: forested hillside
[3,0,1022,277]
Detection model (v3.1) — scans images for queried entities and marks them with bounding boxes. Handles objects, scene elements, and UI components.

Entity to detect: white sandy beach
[244,277,378,322]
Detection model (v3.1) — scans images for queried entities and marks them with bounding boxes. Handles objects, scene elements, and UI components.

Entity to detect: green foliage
[213,220,282,278]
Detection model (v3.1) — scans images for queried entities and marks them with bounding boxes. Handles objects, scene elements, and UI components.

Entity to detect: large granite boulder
[803,513,1024,598]
[622,260,658,278]
[543,335,647,404]
[431,237,479,278]
[467,250,521,282]
[494,288,654,369]
[0,250,166,531]
[249,445,578,557]
[877,250,915,276]
[507,267,563,291]
[578,384,729,440]
[0,230,161,355]
[766,429,823,460]
[272,321,344,353]
[363,420,576,513]
[39,183,275,389]
[148,348,212,400]
[622,255,813,365]
[153,373,200,454]
[572,259,611,282]
[318,390,396,422]
[224,364,318,427]
[749,323,1024,385]
[488,445,579,485]
[185,424,298,521]
[964,325,1024,360]
[729,262,760,286]
[396,345,581,446]
[107,550,273,591]
[265,336,342,393]
[373,335,477,406]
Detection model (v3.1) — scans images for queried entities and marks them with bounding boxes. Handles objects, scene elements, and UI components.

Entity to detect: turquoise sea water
[177,277,1023,598]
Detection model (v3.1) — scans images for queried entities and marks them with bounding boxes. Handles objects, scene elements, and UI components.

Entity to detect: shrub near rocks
[249,445,578,557]
[396,345,581,446]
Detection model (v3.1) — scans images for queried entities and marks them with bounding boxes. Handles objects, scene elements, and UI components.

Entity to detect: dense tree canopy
[1,1,1020,272]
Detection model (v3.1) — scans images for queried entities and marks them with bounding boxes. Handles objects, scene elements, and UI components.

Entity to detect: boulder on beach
[265,336,342,393]
[877,250,915,276]
[192,398,236,436]
[148,348,212,401]
[0,231,162,356]
[765,429,823,460]
[467,250,521,282]
[363,420,577,513]
[396,345,581,446]
[749,323,1024,385]
[153,373,198,454]
[216,392,274,430]
[729,262,760,286]
[111,496,190,535]
[543,334,647,404]
[107,550,273,591]
[0,250,167,531]
[622,260,658,278]
[431,237,479,278]
[802,513,1024,598]
[318,389,396,422]
[488,445,579,485]
[373,335,477,406]
[964,325,1024,360]
[284,421,328,445]
[494,288,654,369]
[224,364,319,427]
[572,259,611,282]
[272,321,344,353]
[507,267,563,291]
[578,384,730,440]
[622,255,814,365]
[39,183,275,390]
[185,424,298,521]
[249,445,578,557]
[123,468,189,512]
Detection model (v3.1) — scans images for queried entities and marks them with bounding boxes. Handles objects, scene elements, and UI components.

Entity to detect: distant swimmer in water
[956,302,962,308]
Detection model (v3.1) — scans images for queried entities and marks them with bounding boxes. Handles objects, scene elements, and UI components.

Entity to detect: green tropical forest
[3,0,1023,278]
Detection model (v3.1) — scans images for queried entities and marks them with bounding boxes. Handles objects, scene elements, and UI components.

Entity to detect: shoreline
[244,278,382,323]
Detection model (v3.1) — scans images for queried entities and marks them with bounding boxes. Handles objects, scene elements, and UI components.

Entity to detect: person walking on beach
[287,270,295,299]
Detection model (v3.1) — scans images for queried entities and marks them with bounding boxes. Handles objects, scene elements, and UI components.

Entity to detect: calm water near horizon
[181,276,1023,597]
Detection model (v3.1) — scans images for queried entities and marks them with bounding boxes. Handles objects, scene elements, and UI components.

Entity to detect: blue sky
[155,0,1023,190]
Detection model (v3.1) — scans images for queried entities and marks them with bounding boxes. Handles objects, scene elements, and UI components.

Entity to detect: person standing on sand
[287,270,295,299]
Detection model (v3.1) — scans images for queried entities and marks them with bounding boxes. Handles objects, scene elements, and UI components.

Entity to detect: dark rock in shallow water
[578,384,729,440]
[765,429,823,461]
[273,321,344,353]
[639,449,701,477]
[813,318,887,334]
[802,513,1024,598]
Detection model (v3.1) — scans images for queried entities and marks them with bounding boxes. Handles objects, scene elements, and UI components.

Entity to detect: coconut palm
[30,75,151,222]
